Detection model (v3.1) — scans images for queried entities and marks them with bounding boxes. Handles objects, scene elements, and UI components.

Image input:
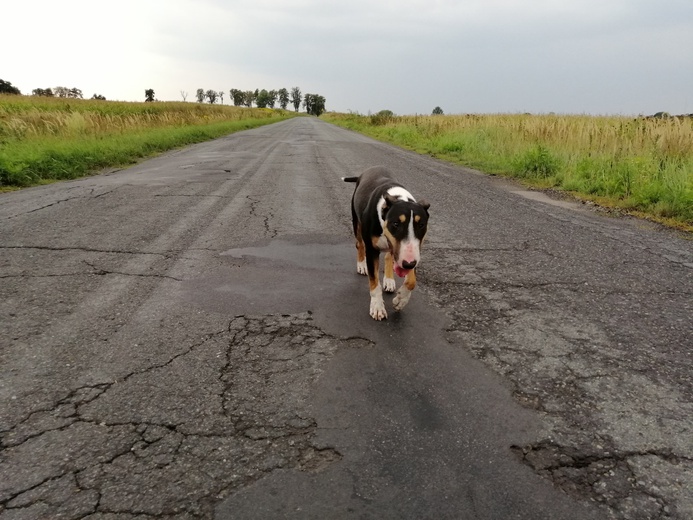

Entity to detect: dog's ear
[383,194,399,211]
[418,199,430,212]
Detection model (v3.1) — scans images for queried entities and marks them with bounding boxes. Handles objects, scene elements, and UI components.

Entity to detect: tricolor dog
[343,167,430,320]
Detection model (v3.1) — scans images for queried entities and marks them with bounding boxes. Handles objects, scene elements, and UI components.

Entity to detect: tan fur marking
[369,257,380,291]
[384,252,394,280]
[382,227,394,244]
[356,241,366,263]
[404,269,416,291]
[399,214,406,223]
[382,227,400,260]
[356,235,366,263]
[414,215,421,223]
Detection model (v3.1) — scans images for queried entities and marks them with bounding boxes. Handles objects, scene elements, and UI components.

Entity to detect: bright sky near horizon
[4,0,693,115]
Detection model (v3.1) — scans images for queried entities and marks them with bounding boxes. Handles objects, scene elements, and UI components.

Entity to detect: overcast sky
[5,0,693,115]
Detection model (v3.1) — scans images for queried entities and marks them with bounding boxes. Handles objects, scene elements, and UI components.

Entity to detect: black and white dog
[343,167,430,320]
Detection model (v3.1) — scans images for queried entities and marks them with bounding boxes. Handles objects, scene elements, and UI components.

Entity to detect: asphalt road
[1,117,691,520]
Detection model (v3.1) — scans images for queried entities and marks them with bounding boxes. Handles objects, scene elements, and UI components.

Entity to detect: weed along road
[1,117,691,519]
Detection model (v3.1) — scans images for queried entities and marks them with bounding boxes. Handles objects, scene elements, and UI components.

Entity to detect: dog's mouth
[394,265,411,278]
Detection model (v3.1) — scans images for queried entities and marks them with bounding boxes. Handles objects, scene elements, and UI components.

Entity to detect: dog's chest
[373,235,390,251]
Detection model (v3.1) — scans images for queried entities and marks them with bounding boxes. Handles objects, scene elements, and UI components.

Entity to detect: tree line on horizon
[0,79,106,100]
[183,87,325,116]
[1,79,325,117]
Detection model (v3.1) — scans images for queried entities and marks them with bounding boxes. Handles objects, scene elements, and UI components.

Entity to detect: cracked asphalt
[0,117,691,519]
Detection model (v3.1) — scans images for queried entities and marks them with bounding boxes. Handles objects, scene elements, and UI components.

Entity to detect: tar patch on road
[182,234,439,339]
[177,236,601,519]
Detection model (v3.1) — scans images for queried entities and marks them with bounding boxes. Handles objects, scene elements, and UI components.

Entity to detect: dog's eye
[391,221,400,228]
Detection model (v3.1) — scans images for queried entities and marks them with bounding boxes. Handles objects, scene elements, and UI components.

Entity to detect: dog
[343,166,430,320]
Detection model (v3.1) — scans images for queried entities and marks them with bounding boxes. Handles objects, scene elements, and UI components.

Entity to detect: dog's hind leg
[351,198,359,237]
[393,269,416,311]
[383,252,396,292]
[355,223,367,275]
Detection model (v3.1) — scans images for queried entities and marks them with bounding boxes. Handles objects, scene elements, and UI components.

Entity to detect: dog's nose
[402,260,417,269]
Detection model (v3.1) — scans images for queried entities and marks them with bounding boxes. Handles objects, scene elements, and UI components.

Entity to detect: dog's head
[381,196,430,277]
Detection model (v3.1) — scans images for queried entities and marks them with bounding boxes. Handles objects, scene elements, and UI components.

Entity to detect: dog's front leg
[383,252,396,293]
[367,252,387,320]
[393,269,416,311]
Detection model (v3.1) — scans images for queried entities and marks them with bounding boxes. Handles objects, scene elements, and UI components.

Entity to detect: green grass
[323,112,693,229]
[0,95,298,187]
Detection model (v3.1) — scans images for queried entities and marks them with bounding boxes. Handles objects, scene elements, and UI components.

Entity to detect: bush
[515,144,560,178]
[370,110,395,126]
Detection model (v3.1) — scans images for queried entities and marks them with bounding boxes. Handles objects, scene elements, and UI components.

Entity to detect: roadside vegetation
[323,112,693,229]
[0,95,297,187]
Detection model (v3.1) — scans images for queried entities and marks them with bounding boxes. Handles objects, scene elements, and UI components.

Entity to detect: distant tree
[290,87,302,112]
[303,93,326,116]
[32,88,54,97]
[196,88,205,103]
[218,90,224,104]
[181,90,188,102]
[277,88,289,110]
[267,90,278,109]
[243,90,255,107]
[230,89,244,106]
[91,94,106,100]
[145,89,155,102]
[205,89,218,104]
[0,79,21,95]
[256,89,270,108]
[315,95,326,116]
[53,86,83,99]
[432,106,444,115]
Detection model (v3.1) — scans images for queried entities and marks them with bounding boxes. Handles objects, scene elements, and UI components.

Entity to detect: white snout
[398,213,421,268]
[398,239,421,267]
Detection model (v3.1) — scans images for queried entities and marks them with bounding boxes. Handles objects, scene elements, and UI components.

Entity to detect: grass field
[323,112,693,229]
[0,95,297,187]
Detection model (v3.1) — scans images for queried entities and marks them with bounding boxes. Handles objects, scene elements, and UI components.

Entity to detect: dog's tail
[342,176,359,183]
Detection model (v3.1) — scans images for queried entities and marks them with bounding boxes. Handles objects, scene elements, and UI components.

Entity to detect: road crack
[512,442,691,518]
[0,245,169,257]
[246,195,277,238]
[0,313,363,518]
[423,251,692,519]
[81,260,183,282]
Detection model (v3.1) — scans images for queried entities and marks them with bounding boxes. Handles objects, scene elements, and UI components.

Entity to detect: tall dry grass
[0,95,275,141]
[323,112,693,226]
[0,95,294,186]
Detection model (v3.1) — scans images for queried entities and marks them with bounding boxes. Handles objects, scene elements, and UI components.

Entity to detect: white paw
[383,277,396,293]
[393,287,411,311]
[369,297,388,321]
[357,260,367,275]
